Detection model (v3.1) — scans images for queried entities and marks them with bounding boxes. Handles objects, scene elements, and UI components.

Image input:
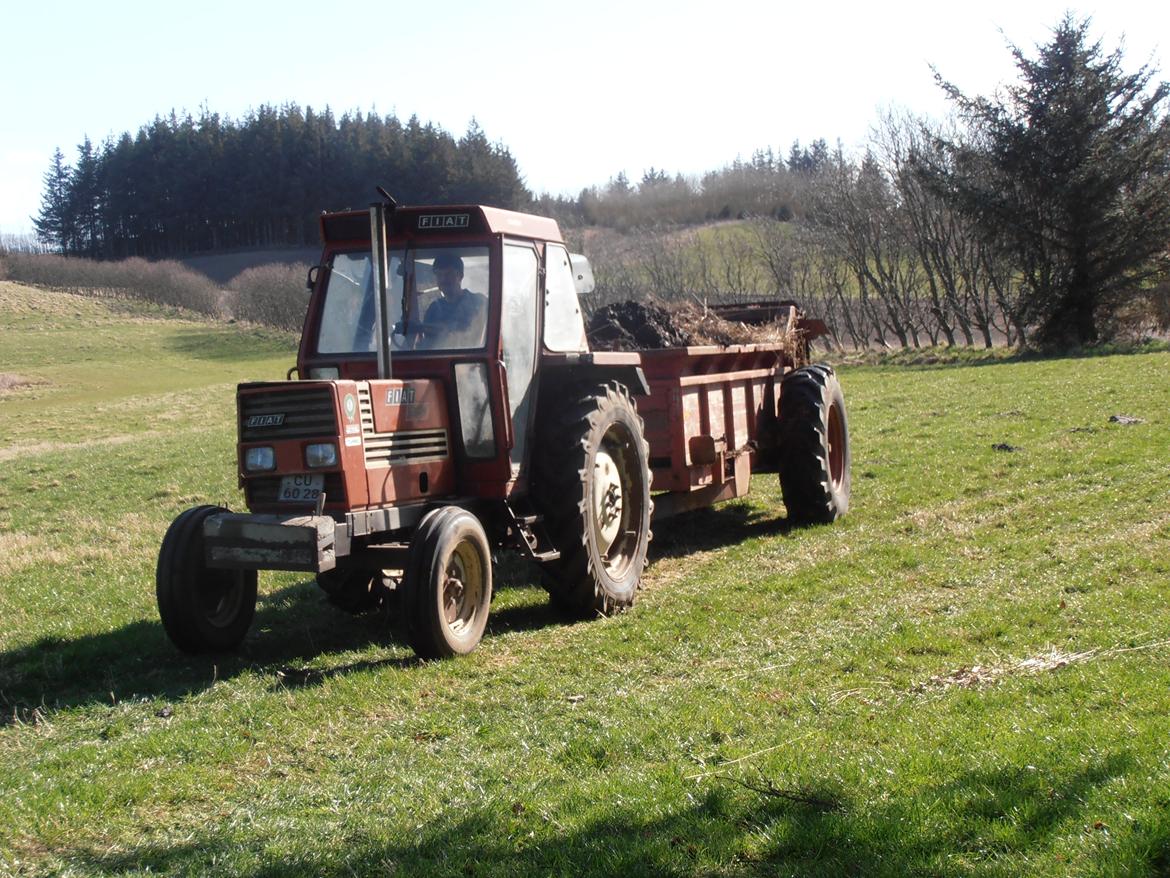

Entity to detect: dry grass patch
[913,639,1170,692]
[0,433,144,463]
[0,373,47,393]
[0,532,53,579]
[904,505,977,537]
[84,387,236,422]
[0,510,151,581]
[0,530,117,579]
[0,280,217,329]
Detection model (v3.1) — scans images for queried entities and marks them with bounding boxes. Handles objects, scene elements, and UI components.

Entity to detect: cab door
[499,240,540,475]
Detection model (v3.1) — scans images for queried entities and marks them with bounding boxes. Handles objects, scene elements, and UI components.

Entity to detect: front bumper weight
[203,513,347,573]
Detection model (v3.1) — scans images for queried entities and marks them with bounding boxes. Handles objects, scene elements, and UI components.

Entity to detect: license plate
[279,473,324,502]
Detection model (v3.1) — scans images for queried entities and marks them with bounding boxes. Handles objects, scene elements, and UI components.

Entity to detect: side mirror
[306,264,322,291]
[569,253,596,295]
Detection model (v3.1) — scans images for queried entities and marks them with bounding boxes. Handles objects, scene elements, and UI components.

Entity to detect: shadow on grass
[487,595,563,637]
[63,752,1164,877]
[1,504,808,724]
[0,580,373,722]
[650,499,796,561]
[0,573,574,721]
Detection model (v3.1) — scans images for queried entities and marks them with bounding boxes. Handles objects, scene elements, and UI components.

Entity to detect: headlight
[309,367,340,380]
[305,443,338,468]
[244,446,275,472]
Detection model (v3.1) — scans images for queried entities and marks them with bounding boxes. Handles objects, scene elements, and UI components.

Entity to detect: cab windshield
[316,247,490,354]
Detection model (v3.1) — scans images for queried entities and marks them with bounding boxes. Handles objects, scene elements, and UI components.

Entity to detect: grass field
[1,280,1168,876]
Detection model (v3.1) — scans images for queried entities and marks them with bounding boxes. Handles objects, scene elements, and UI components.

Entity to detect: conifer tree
[33,148,72,253]
[923,14,1170,345]
[34,106,531,259]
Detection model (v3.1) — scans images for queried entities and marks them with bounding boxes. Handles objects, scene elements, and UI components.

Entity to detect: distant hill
[179,247,318,285]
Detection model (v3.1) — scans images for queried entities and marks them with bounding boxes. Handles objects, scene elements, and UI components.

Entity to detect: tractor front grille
[363,429,449,467]
[240,387,336,442]
[358,387,376,434]
[358,387,448,468]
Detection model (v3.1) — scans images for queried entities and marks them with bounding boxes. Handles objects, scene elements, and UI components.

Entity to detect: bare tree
[805,151,928,348]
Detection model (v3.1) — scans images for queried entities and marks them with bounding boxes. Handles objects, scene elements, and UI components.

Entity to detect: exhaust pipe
[369,202,392,380]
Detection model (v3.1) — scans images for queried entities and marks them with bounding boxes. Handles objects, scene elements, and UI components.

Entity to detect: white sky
[1,0,1166,237]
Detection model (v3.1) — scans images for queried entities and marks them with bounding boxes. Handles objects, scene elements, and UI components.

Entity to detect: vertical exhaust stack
[369,202,392,380]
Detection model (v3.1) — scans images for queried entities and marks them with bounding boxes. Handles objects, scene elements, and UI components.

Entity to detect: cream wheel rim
[593,448,624,554]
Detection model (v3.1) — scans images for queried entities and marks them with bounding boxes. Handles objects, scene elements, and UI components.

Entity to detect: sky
[1,0,1167,238]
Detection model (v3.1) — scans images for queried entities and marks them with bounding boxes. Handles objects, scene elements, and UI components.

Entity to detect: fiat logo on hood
[246,413,285,428]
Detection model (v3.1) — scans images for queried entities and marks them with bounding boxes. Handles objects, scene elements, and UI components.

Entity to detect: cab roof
[320,204,564,245]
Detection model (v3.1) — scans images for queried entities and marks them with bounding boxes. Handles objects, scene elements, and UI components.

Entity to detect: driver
[422,252,487,347]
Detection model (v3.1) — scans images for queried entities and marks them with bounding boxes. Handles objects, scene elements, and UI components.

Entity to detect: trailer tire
[156,505,258,653]
[533,382,652,617]
[778,365,851,523]
[403,506,493,659]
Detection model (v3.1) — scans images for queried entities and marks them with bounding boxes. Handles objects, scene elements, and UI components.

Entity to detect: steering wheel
[391,320,446,350]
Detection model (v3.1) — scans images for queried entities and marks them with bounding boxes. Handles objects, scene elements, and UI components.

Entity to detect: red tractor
[156,200,850,659]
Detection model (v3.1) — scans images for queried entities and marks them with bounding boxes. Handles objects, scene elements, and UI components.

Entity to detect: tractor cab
[294,204,590,499]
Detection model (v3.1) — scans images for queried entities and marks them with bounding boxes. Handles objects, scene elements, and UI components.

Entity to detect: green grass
[2,281,1169,876]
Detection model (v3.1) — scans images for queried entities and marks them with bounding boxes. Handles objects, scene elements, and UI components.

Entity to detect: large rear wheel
[533,382,652,617]
[156,505,258,653]
[778,365,851,523]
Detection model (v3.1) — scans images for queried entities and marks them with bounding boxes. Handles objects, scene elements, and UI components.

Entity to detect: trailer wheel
[156,505,258,653]
[403,507,493,659]
[534,382,652,617]
[778,365,851,523]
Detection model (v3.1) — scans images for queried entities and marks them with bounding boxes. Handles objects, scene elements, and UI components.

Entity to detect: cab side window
[543,244,588,352]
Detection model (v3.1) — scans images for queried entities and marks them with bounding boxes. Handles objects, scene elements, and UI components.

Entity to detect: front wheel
[156,505,258,653]
[403,507,493,659]
[778,365,851,523]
